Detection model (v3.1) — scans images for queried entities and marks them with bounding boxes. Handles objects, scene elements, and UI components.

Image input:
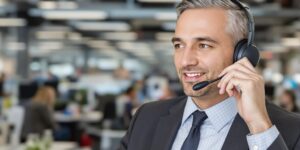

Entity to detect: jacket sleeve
[292,133,300,150]
[118,104,145,150]
[267,135,288,150]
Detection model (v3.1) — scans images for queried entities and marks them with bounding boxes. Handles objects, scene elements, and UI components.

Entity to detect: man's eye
[199,44,211,49]
[174,44,183,49]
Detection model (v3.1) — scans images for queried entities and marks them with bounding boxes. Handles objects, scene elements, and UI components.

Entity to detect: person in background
[159,81,176,100]
[134,79,147,104]
[21,86,57,142]
[114,64,131,80]
[279,89,299,113]
[0,72,6,97]
[115,85,139,129]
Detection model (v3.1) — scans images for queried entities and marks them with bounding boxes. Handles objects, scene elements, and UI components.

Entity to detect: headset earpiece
[233,39,260,67]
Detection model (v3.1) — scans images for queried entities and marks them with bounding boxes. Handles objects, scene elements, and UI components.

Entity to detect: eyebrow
[171,37,182,43]
[171,36,219,44]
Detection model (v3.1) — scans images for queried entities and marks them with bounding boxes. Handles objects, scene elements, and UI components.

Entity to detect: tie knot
[192,111,207,127]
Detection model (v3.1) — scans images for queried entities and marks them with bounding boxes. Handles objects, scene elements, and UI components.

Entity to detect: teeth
[185,73,202,77]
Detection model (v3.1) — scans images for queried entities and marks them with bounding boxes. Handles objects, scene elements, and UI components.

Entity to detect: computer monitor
[18,81,38,101]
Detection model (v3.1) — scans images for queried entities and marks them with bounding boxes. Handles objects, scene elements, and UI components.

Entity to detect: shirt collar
[182,96,237,132]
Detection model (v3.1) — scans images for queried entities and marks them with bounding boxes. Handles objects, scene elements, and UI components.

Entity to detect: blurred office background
[0,0,299,149]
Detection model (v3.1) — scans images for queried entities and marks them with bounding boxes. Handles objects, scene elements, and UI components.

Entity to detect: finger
[232,88,241,99]
[219,61,256,77]
[225,79,235,96]
[218,69,252,94]
[225,77,243,97]
[236,57,256,72]
[218,68,251,87]
[224,77,247,97]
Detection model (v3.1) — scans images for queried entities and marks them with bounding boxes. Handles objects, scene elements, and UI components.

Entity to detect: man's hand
[217,57,272,134]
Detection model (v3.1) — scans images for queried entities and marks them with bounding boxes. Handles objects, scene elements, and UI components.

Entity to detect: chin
[184,89,210,98]
[182,83,210,97]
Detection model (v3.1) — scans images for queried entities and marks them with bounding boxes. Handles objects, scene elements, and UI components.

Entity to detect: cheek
[205,52,225,67]
[218,47,234,63]
[173,53,181,70]
[205,50,233,73]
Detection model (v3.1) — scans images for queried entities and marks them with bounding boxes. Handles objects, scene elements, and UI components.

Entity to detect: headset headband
[231,0,255,46]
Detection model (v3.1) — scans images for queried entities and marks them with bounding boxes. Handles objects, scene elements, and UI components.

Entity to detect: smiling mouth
[183,72,206,82]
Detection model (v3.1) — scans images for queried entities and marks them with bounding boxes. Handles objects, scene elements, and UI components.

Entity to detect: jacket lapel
[221,114,249,150]
[150,97,187,150]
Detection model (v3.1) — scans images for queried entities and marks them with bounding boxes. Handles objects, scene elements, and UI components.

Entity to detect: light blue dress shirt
[171,96,279,150]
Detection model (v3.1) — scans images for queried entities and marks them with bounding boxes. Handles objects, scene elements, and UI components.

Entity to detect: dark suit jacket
[119,96,300,150]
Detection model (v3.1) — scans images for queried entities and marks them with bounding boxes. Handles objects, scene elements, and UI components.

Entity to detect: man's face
[173,8,235,98]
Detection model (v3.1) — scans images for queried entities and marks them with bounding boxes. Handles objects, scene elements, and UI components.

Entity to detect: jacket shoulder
[142,95,186,108]
[267,101,300,124]
[267,102,300,148]
[138,95,187,116]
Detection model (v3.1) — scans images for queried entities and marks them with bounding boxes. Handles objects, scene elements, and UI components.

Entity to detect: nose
[181,48,198,68]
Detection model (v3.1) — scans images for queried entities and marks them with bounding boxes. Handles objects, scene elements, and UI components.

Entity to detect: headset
[193,0,260,91]
[231,0,260,67]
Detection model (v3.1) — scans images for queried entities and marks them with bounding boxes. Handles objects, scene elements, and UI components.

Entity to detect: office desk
[54,111,103,123]
[0,142,80,150]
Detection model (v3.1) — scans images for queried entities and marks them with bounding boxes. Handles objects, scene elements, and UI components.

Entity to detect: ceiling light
[87,40,115,49]
[40,25,70,31]
[117,42,150,50]
[38,1,78,10]
[102,32,137,41]
[68,32,82,42]
[73,21,130,31]
[38,41,64,50]
[0,18,26,27]
[6,42,26,51]
[154,12,177,21]
[155,32,174,41]
[42,10,107,20]
[36,31,68,40]
[38,1,56,10]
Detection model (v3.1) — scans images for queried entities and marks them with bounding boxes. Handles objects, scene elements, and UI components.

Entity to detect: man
[118,0,300,150]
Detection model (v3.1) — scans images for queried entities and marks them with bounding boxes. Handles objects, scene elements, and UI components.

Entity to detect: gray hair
[176,0,248,45]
